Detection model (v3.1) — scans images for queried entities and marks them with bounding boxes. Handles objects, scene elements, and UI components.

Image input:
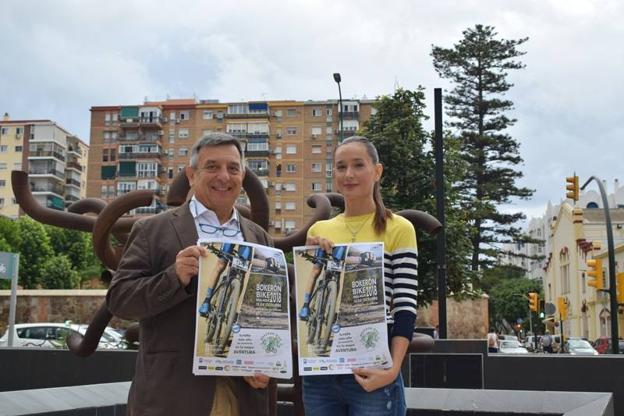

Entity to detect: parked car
[593,337,624,354]
[0,323,125,350]
[563,339,599,355]
[499,339,529,354]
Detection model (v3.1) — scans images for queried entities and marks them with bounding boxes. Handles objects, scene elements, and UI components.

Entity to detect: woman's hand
[352,366,400,392]
[244,374,270,389]
[306,236,334,253]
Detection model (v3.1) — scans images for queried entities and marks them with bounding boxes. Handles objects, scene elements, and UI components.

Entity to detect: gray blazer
[107,202,274,416]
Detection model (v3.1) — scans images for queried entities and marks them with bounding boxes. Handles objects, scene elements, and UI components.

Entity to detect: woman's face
[333,142,382,201]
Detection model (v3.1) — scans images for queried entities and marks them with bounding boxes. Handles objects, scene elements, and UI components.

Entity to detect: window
[286,163,296,173]
[179,111,190,121]
[287,127,297,136]
[285,202,296,210]
[560,248,570,294]
[0,163,6,170]
[326,162,333,177]
[15,127,23,136]
[178,128,189,138]
[286,145,296,154]
[312,145,321,154]
[312,182,322,192]
[168,168,174,179]
[0,198,5,207]
[326,108,333,116]
[274,110,283,118]
[276,128,283,138]
[15,146,22,152]
[326,127,333,134]
[0,145,7,153]
[287,108,297,117]
[284,183,296,192]
[311,163,321,172]
[326,182,333,192]
[203,110,213,120]
[247,140,269,152]
[178,147,189,157]
[0,180,5,187]
[275,201,282,211]
[285,220,296,232]
[105,113,111,122]
[169,112,176,121]
[112,113,118,121]
[137,162,158,178]
[1,127,8,135]
[311,127,322,137]
[312,108,322,117]
[101,166,116,180]
[274,146,282,160]
[274,183,282,191]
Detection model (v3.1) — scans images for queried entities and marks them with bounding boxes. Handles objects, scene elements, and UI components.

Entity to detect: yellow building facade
[545,203,624,341]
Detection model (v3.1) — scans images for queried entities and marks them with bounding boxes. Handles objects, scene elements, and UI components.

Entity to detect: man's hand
[175,245,207,287]
[306,236,334,253]
[352,367,399,392]
[244,374,270,389]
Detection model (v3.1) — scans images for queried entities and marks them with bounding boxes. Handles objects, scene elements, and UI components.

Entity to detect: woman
[300,136,418,416]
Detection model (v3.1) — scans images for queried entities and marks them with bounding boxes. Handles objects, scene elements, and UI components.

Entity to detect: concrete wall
[0,290,128,332]
[1,290,489,338]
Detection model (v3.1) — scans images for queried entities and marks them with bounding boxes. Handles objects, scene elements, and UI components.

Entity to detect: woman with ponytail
[299,136,418,416]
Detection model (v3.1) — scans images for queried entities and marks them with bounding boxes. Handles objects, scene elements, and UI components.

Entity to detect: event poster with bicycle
[193,239,293,379]
[293,242,393,375]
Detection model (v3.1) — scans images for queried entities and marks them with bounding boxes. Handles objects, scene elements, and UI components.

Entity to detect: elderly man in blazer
[107,133,273,416]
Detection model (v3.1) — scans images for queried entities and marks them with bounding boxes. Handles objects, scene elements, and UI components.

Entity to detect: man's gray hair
[189,132,245,168]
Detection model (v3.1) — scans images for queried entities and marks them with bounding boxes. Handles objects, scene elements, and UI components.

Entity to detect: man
[487,328,499,353]
[542,330,553,353]
[107,133,273,416]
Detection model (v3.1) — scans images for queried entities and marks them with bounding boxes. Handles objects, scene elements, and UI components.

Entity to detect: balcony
[119,118,140,128]
[65,178,81,188]
[118,133,162,143]
[66,146,81,157]
[246,149,270,157]
[66,161,83,172]
[340,111,359,119]
[118,152,162,160]
[29,150,65,162]
[250,167,269,177]
[139,116,164,127]
[224,111,269,119]
[31,183,64,196]
[29,168,65,180]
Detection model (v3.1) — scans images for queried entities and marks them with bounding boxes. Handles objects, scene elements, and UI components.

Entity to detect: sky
[1,0,622,224]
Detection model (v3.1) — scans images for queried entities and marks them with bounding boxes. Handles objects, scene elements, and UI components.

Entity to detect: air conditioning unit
[276,133,282,138]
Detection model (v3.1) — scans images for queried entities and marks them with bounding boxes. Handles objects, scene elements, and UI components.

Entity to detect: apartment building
[0,114,88,218]
[87,98,376,235]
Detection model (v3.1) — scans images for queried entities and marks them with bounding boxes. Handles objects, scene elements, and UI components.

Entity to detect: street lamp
[333,73,344,143]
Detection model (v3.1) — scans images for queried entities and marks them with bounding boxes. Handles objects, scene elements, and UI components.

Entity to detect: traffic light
[566,175,579,201]
[587,258,604,290]
[528,292,539,312]
[617,272,624,304]
[557,296,568,320]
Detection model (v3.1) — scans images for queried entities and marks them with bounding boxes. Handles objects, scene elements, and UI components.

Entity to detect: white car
[0,323,124,350]
[499,339,529,354]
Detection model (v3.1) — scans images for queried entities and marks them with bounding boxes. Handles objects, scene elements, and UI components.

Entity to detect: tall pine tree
[431,25,533,271]
[363,88,474,304]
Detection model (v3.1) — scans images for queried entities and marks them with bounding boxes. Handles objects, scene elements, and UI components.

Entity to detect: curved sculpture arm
[408,332,435,353]
[166,171,191,207]
[93,190,155,270]
[273,194,333,251]
[12,170,96,232]
[67,198,132,243]
[66,302,112,357]
[396,210,443,235]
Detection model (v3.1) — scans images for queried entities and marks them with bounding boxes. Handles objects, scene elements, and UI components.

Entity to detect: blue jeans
[302,372,406,416]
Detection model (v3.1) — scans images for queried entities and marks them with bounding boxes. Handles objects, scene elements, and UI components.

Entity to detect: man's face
[185,144,245,219]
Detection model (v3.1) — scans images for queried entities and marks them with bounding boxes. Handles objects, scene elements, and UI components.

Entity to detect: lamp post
[333,73,344,143]
[581,176,619,353]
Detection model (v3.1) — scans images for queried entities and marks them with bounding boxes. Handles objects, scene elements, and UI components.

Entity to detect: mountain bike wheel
[205,287,224,344]
[217,278,241,353]
[318,280,337,354]
[306,286,323,345]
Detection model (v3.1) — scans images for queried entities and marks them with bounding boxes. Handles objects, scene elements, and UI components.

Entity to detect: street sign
[544,302,556,316]
[0,251,19,280]
[0,251,19,347]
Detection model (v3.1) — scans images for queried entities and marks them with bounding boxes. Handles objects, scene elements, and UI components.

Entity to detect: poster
[293,243,393,376]
[193,239,292,378]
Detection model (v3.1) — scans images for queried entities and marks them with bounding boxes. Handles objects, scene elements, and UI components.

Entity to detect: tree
[488,274,543,334]
[431,25,534,271]
[362,88,474,305]
[40,254,80,289]
[45,225,103,286]
[16,217,53,288]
